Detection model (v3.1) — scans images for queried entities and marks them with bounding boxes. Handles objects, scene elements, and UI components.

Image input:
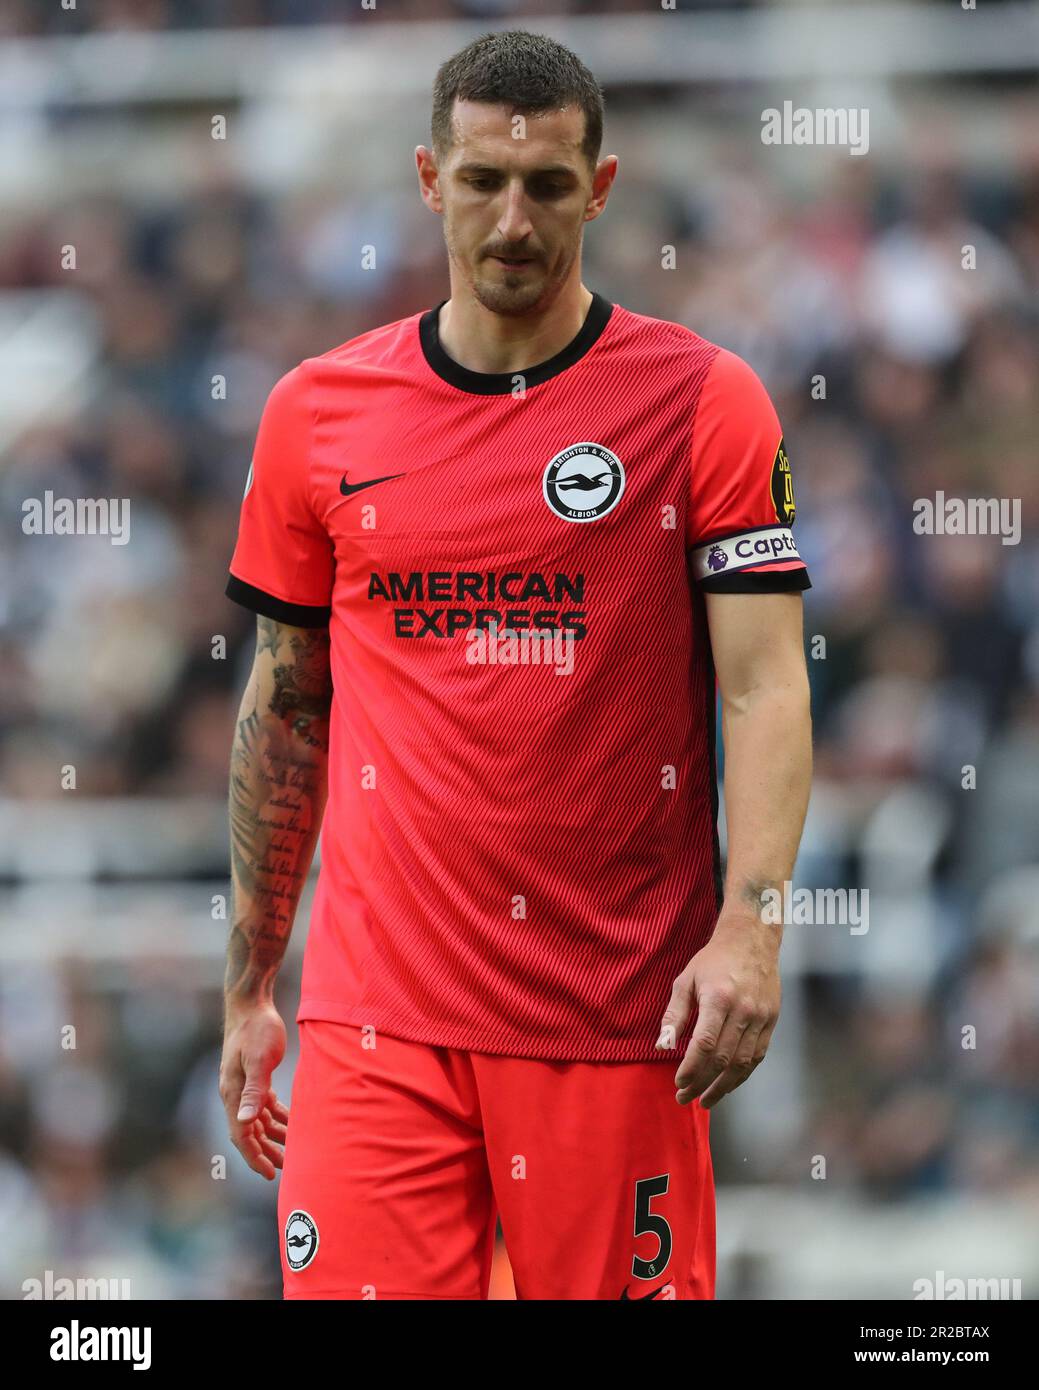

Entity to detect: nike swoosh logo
[619,1285,668,1300]
[339,472,403,497]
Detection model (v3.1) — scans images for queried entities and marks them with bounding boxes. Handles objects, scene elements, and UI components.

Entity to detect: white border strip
[692,527,802,582]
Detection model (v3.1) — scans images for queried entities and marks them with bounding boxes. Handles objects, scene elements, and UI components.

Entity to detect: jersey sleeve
[225,362,334,626]
[687,347,810,593]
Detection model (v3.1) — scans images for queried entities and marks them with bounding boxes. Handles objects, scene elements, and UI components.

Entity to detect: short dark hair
[431,30,605,173]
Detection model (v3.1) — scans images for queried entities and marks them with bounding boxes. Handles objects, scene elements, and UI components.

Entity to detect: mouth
[490,256,535,271]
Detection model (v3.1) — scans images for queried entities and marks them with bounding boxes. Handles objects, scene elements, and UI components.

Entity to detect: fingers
[253,1114,286,1168]
[237,1064,272,1123]
[236,1116,278,1181]
[655,970,696,1052]
[220,1002,291,1175]
[260,1104,288,1144]
[673,990,732,1093]
[690,1020,768,1109]
[221,1059,288,1180]
[678,1013,777,1109]
[229,1102,286,1181]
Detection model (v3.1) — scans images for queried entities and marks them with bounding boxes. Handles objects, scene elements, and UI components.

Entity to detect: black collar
[419,291,614,395]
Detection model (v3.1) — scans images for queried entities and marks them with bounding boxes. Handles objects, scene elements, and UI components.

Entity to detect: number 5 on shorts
[632,1174,672,1279]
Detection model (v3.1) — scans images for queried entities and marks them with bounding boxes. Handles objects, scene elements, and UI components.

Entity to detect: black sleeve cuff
[700,569,812,594]
[225,574,331,627]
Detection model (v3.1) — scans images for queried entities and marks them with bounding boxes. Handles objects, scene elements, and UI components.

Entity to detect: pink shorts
[278,1020,715,1300]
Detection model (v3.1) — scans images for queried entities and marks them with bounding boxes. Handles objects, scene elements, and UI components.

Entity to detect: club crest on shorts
[543,442,625,522]
[285,1209,319,1271]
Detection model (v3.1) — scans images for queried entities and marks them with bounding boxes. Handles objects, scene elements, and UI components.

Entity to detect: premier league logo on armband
[771,438,796,526]
[543,442,625,522]
[707,545,728,572]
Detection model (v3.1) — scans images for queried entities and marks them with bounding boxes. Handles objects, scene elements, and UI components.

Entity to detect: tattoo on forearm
[226,619,332,1001]
[269,632,336,745]
[256,619,280,658]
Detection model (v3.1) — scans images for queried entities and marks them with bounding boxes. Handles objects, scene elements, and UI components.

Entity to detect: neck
[437,280,594,376]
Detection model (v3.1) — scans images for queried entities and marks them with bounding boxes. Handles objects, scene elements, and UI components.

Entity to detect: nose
[496,177,534,244]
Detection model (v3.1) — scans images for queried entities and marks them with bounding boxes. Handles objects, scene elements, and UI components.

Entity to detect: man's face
[422,99,610,317]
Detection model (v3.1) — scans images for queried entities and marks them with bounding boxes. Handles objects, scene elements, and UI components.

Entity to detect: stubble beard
[444,218,579,318]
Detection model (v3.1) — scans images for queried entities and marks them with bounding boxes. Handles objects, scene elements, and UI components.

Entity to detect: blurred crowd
[0,37,1037,1295]
[1,0,760,40]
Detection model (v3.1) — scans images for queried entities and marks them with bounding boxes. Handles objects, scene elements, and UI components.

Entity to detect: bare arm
[220,615,333,1177]
[226,615,332,1001]
[658,591,812,1107]
[710,590,812,923]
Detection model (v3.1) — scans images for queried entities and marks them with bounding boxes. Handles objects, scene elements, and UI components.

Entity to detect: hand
[656,909,781,1109]
[219,997,289,1180]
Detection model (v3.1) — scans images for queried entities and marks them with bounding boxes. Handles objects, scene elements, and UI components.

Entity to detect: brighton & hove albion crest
[542,442,625,523]
[284,1209,319,1271]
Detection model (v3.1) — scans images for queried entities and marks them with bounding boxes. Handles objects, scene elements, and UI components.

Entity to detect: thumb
[237,1061,270,1123]
[656,969,695,1050]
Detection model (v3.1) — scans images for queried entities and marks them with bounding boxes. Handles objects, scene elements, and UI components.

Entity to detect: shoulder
[608,301,720,367]
[304,308,425,374]
[691,344,781,429]
[605,304,773,406]
[609,305,781,435]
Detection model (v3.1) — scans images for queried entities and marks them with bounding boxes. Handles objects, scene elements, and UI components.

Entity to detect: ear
[416,146,443,214]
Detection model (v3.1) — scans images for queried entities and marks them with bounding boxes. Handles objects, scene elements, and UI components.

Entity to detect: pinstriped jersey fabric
[226,292,809,1061]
